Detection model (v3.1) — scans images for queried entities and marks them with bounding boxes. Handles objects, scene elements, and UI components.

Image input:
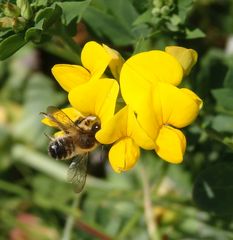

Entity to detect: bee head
[76,116,101,133]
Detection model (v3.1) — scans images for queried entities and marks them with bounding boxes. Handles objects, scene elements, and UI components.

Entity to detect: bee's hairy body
[47,114,101,160]
[49,132,98,160]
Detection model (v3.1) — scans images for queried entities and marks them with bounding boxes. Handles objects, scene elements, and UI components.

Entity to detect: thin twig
[75,220,113,240]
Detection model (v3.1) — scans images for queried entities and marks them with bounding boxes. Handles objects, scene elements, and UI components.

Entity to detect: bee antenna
[44,132,54,141]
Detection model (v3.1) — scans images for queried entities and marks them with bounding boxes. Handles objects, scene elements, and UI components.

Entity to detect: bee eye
[91,122,101,133]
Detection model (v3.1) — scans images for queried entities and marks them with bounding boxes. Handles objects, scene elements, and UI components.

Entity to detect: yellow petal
[81,41,112,81]
[41,107,83,128]
[120,50,183,113]
[153,82,202,128]
[109,137,140,173]
[51,64,91,92]
[155,126,186,163]
[102,44,125,80]
[68,78,119,124]
[165,46,198,76]
[96,106,155,149]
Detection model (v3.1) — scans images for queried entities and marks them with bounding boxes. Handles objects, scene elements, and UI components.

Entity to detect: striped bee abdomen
[48,136,75,160]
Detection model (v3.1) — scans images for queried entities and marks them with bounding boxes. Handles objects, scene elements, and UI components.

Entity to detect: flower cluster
[42,41,202,173]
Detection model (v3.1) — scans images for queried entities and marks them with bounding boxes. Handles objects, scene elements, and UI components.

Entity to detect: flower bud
[16,0,32,20]
[0,3,20,17]
[0,17,14,29]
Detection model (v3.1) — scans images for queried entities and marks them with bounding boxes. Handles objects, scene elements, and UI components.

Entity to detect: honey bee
[41,106,101,193]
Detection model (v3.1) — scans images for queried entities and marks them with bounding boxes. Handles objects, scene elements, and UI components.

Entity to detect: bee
[41,106,101,193]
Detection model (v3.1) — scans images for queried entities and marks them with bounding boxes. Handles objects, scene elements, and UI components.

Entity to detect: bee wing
[44,106,79,134]
[67,154,88,193]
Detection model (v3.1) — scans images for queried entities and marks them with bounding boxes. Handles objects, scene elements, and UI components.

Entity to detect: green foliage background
[1,0,233,239]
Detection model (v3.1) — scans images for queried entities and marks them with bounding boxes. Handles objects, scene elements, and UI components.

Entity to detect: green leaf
[35,4,62,30]
[101,0,138,31]
[133,10,152,26]
[177,0,193,23]
[25,27,42,42]
[224,67,233,89]
[212,88,233,111]
[185,28,206,39]
[212,115,233,133]
[83,6,135,46]
[193,162,233,216]
[57,0,92,24]
[0,33,27,60]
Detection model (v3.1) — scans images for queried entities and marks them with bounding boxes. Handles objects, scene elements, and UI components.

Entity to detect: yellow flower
[42,43,202,171]
[120,49,202,163]
[51,41,124,92]
[120,50,183,141]
[165,46,198,76]
[42,78,119,147]
[68,78,119,125]
[96,106,154,173]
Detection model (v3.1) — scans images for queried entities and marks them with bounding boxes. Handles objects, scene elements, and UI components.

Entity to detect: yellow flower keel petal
[155,126,186,164]
[109,138,140,173]
[96,106,155,149]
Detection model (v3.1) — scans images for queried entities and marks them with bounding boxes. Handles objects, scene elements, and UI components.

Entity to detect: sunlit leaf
[185,28,205,39]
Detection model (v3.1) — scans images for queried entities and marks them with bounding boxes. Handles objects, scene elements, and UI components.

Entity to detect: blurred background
[1,0,233,239]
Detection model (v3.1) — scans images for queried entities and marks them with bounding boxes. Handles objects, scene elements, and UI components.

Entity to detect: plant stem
[117,211,141,239]
[139,164,161,240]
[62,196,80,240]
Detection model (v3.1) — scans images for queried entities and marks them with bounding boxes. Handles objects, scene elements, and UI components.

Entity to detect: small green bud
[160,6,170,16]
[16,0,32,20]
[0,17,14,29]
[0,3,20,17]
[151,8,161,17]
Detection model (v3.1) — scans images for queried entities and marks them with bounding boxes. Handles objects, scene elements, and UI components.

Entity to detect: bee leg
[44,132,54,141]
[39,112,48,117]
